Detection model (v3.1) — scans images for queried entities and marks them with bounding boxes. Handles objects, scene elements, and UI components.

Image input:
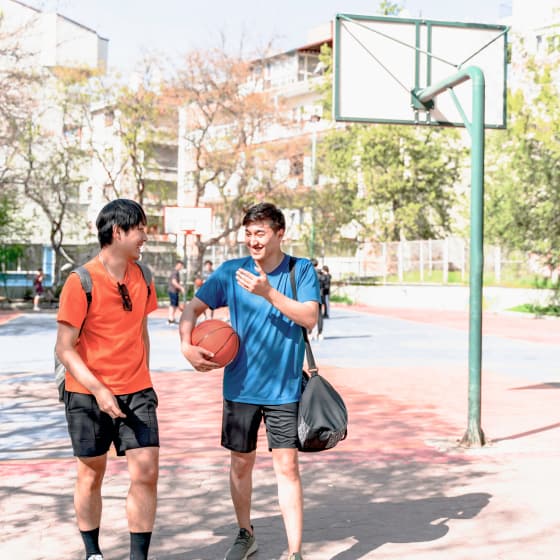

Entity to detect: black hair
[242,202,285,232]
[96,199,147,247]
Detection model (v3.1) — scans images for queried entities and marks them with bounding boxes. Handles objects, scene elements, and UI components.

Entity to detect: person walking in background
[168,259,185,325]
[179,202,320,560]
[321,265,331,318]
[202,259,214,282]
[33,267,44,311]
[201,259,215,318]
[55,199,159,560]
[309,259,324,340]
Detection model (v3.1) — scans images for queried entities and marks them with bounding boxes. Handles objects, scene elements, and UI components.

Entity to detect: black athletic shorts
[64,387,159,458]
[221,400,299,453]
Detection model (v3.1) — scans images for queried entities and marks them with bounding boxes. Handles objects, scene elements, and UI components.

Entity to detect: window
[547,34,560,54]
[104,111,115,127]
[298,52,320,82]
[290,154,304,177]
[63,125,82,141]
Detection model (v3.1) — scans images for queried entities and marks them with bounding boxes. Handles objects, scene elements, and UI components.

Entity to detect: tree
[356,124,464,241]
[171,47,306,275]
[0,194,28,299]
[314,39,465,245]
[17,70,91,284]
[87,58,176,207]
[378,1,402,16]
[0,13,38,136]
[485,42,560,281]
[0,12,40,190]
[298,127,359,257]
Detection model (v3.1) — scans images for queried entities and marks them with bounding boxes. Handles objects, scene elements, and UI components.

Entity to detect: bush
[509,303,560,317]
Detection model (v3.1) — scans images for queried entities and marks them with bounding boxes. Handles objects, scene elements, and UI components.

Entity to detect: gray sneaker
[225,527,257,560]
[288,553,303,560]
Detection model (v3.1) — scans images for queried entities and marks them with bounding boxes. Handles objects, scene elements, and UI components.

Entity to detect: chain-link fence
[0,237,552,302]
[315,238,544,287]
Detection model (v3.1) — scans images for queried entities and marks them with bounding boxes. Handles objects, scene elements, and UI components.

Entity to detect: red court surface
[1,304,559,559]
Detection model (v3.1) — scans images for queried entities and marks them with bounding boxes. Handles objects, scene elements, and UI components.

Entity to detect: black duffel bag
[289,256,348,452]
[298,370,348,452]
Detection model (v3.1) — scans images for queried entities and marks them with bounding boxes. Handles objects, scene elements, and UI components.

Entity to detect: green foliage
[316,122,465,242]
[316,44,333,116]
[300,128,359,255]
[358,124,464,240]
[486,47,560,270]
[330,293,354,305]
[509,303,560,317]
[0,194,27,297]
[378,1,402,16]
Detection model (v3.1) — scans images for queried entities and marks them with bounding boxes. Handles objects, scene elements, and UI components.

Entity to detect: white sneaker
[87,555,103,560]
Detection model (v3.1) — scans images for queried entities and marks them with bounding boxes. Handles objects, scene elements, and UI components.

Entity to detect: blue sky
[33,0,509,72]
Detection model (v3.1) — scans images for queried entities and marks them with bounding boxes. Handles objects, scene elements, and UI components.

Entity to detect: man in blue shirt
[179,202,320,560]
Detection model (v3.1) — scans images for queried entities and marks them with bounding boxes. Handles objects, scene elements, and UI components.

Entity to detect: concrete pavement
[0,305,559,559]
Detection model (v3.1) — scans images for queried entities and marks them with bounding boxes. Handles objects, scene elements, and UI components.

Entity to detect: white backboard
[334,14,508,128]
[164,206,212,236]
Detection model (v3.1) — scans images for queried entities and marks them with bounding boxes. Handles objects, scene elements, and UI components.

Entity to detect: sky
[30,0,510,73]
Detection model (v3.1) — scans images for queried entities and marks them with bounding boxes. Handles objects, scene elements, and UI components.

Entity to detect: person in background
[168,260,185,325]
[309,259,324,340]
[201,259,215,318]
[321,265,331,318]
[202,259,214,282]
[33,267,44,311]
[179,202,319,560]
[55,199,159,560]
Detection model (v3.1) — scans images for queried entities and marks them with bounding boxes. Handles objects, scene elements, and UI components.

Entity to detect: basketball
[191,319,239,368]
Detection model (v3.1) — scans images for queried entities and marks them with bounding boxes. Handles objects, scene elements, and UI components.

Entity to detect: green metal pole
[417,66,486,447]
[462,67,486,446]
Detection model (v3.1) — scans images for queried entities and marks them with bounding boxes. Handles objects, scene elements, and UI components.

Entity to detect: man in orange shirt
[56,199,159,560]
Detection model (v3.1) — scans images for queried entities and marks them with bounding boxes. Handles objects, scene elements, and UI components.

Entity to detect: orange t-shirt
[57,257,158,395]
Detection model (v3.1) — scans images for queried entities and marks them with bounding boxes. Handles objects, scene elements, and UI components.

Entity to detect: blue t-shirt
[195,254,320,405]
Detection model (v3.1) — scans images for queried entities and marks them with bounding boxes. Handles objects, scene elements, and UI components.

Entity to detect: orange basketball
[191,319,239,368]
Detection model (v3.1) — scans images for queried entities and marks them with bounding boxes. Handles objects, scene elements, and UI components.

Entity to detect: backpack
[54,261,152,402]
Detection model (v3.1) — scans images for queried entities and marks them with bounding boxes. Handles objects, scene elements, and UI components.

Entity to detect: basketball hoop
[163,206,212,237]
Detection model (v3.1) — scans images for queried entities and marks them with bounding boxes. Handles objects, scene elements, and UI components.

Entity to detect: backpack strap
[72,266,92,335]
[135,261,152,296]
[289,256,318,375]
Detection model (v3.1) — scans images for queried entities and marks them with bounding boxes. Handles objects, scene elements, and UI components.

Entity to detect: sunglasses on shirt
[117,282,133,311]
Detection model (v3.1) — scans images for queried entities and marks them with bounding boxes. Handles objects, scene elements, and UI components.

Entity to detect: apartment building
[503,0,560,94]
[0,0,107,241]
